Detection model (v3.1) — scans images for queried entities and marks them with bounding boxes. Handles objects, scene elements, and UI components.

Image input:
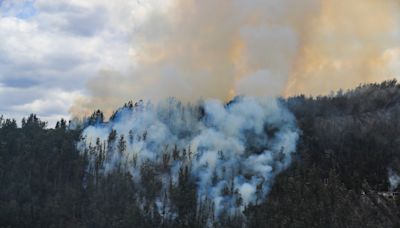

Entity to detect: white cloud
[0,0,160,126]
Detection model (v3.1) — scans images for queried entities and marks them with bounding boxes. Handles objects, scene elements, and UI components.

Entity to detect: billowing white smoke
[388,169,400,191]
[79,96,298,216]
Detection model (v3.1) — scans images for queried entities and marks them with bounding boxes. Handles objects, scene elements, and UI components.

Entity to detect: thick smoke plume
[79,96,298,217]
[71,0,400,117]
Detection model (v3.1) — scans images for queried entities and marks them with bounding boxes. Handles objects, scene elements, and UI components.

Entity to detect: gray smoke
[79,96,298,216]
[388,169,400,191]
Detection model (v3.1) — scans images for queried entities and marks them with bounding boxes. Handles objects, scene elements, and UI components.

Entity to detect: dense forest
[1,80,400,228]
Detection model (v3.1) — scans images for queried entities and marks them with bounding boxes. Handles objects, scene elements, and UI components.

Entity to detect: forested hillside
[1,80,400,228]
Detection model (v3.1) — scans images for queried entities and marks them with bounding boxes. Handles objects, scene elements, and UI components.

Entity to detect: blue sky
[1,0,37,19]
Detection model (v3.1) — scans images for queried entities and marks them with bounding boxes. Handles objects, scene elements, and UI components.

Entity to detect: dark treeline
[1,80,400,227]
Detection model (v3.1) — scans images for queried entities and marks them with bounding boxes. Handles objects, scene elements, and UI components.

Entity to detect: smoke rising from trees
[79,96,299,218]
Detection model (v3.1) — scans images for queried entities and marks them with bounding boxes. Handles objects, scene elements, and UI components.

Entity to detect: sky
[0,0,400,127]
[0,0,152,126]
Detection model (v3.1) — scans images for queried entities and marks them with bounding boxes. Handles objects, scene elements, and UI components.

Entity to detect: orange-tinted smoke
[71,0,400,117]
[285,0,400,96]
